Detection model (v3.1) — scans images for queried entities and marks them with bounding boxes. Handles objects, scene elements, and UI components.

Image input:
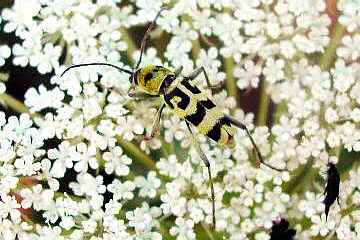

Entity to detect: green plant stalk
[283,159,317,194]
[191,39,201,62]
[274,101,285,124]
[0,93,40,118]
[201,222,215,240]
[224,57,237,104]
[119,26,138,67]
[117,136,157,171]
[256,80,270,126]
[319,23,346,71]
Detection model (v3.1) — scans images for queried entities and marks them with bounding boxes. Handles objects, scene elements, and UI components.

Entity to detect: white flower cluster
[0,0,359,239]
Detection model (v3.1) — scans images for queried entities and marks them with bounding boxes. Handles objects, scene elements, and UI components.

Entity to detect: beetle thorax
[134,65,173,95]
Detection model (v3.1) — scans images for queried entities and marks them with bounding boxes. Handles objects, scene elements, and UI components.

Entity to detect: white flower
[331,59,356,93]
[292,34,316,54]
[24,85,64,113]
[160,183,186,217]
[0,45,11,66]
[47,141,76,178]
[195,47,222,85]
[338,1,360,32]
[126,204,153,231]
[168,21,198,53]
[69,173,106,197]
[337,34,360,60]
[73,142,98,173]
[107,179,135,200]
[0,194,21,223]
[36,225,64,240]
[29,43,61,74]
[156,154,181,178]
[82,97,103,122]
[3,114,34,143]
[81,219,97,234]
[135,171,161,198]
[235,60,262,89]
[115,116,144,141]
[16,133,45,158]
[14,155,41,176]
[169,218,196,240]
[1,0,40,35]
[103,146,132,176]
[263,58,285,84]
[298,191,324,218]
[310,214,336,236]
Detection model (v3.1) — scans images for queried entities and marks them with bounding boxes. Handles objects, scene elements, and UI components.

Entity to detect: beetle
[62,9,282,229]
[323,162,340,220]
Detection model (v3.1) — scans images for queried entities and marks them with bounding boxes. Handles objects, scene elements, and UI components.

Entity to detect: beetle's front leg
[128,89,160,99]
[137,103,165,141]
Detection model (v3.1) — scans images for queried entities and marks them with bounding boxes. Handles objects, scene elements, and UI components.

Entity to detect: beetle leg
[128,90,160,99]
[186,67,223,90]
[136,103,165,141]
[173,66,184,78]
[185,121,216,229]
[224,115,283,171]
[150,103,165,138]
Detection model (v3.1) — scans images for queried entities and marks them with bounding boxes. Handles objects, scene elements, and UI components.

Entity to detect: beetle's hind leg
[185,122,216,229]
[224,115,283,171]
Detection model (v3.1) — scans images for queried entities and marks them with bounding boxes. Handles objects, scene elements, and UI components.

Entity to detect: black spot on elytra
[185,102,206,126]
[324,163,340,220]
[164,87,190,110]
[206,117,231,142]
[181,79,201,94]
[200,99,216,109]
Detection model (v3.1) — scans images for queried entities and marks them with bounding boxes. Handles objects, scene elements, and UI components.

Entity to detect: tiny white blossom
[0,194,21,224]
[107,179,135,200]
[169,218,196,240]
[103,146,132,176]
[0,45,11,66]
[135,171,161,198]
[337,34,360,60]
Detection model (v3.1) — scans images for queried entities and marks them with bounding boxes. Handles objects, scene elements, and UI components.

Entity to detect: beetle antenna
[135,9,165,70]
[61,63,133,77]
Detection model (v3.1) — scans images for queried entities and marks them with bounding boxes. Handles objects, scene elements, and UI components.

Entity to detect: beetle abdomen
[163,78,235,148]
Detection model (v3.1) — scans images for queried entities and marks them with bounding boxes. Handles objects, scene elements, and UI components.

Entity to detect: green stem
[283,159,317,194]
[319,23,346,70]
[256,80,270,126]
[0,93,40,118]
[201,222,215,240]
[191,39,201,62]
[273,101,285,124]
[117,136,157,171]
[119,27,138,67]
[224,57,237,100]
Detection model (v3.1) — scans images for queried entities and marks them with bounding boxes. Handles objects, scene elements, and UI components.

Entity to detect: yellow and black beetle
[62,9,282,229]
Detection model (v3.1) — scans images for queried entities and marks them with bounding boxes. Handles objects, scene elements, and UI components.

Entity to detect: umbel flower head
[0,0,360,239]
